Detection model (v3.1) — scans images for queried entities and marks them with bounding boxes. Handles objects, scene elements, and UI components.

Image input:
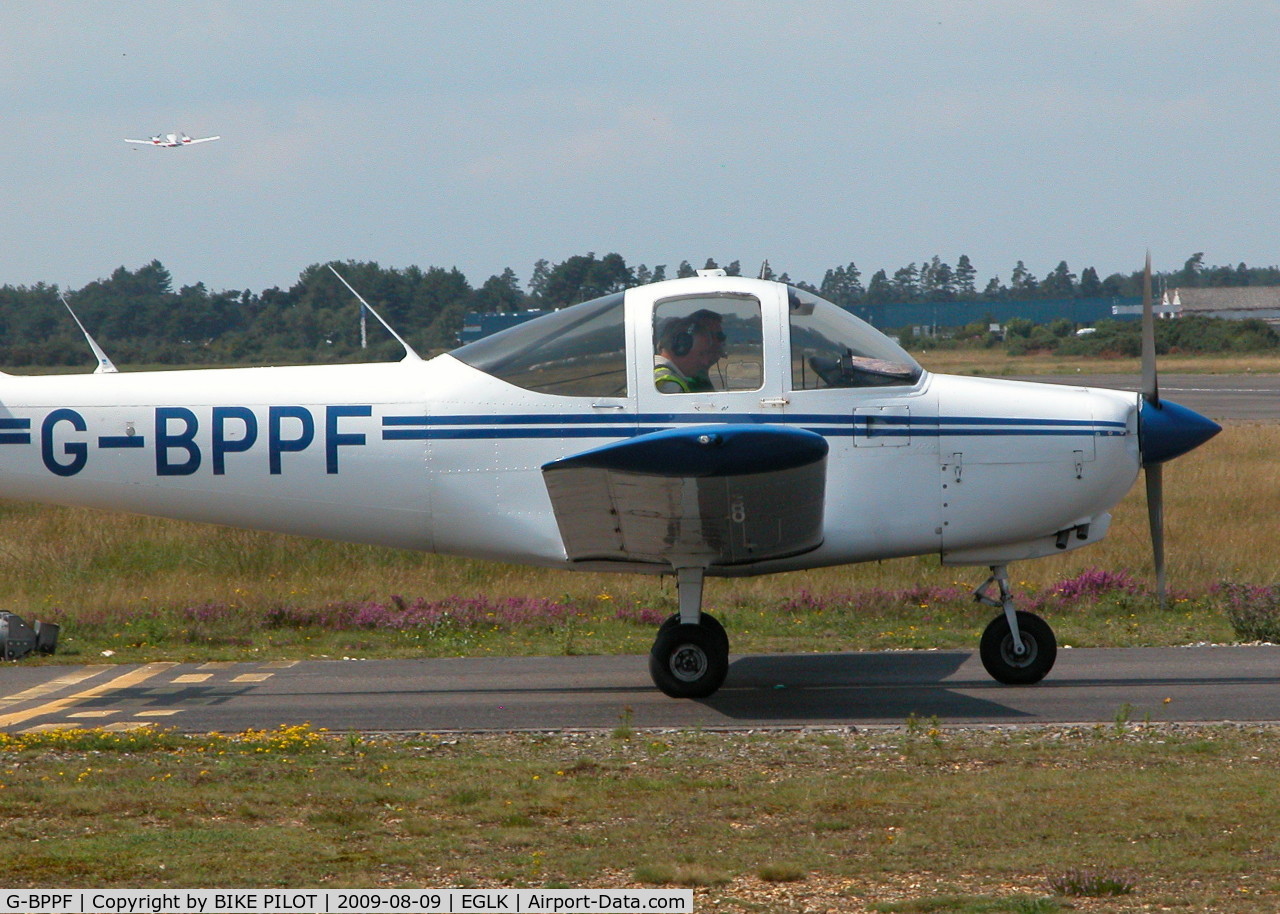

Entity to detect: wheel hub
[669,643,708,682]
[1001,633,1037,667]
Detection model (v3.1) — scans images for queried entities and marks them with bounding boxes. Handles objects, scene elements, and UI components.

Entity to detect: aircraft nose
[1139,397,1221,466]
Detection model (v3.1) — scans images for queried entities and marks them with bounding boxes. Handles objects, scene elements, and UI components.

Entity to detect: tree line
[0,252,1275,367]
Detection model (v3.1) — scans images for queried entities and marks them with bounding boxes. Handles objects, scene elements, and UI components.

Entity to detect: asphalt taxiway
[1024,371,1280,421]
[3,646,1280,734]
[0,371,1273,735]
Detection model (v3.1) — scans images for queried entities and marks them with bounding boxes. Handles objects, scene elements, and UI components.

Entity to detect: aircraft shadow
[71,684,257,710]
[705,652,1031,721]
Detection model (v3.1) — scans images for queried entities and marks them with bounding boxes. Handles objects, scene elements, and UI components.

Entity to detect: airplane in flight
[0,261,1218,697]
[124,132,220,148]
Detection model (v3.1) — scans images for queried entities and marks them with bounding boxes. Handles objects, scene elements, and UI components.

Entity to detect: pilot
[654,309,726,393]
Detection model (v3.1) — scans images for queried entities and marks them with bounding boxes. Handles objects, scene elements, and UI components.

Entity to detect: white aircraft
[124,133,220,148]
[0,262,1217,698]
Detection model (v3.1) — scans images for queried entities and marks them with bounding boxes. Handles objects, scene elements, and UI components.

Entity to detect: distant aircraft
[125,132,220,148]
[0,260,1218,698]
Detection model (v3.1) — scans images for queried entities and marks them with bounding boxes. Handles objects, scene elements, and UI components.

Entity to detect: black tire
[649,621,729,699]
[655,612,729,653]
[979,610,1057,685]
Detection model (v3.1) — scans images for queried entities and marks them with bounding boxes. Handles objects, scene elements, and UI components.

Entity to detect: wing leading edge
[542,424,827,568]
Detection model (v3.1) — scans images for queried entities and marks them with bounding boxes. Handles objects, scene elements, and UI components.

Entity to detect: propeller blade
[1141,251,1159,406]
[1141,253,1167,606]
[1146,461,1166,607]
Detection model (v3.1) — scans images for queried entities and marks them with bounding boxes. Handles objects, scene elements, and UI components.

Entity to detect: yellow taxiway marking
[135,710,181,717]
[0,663,177,730]
[231,673,272,683]
[173,674,213,684]
[66,710,120,719]
[262,661,298,669]
[0,666,111,709]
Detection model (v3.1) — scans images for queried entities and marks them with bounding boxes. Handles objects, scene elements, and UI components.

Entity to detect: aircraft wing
[124,138,157,144]
[542,424,827,567]
[184,135,220,144]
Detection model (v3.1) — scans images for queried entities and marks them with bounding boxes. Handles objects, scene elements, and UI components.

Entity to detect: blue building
[459,310,552,344]
[849,297,1141,331]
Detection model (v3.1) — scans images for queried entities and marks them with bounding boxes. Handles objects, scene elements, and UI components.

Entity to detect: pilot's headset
[659,317,697,357]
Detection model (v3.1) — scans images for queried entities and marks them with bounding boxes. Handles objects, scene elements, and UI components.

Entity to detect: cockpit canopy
[785,287,922,392]
[452,291,628,397]
[450,283,922,398]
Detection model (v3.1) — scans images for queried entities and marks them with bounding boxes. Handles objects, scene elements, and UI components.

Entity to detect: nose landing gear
[973,565,1057,685]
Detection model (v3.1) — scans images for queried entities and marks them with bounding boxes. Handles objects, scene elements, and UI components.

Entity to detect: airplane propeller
[1136,253,1220,606]
[1141,253,1165,604]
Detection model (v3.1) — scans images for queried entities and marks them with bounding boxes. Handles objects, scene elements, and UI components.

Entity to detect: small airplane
[125,133,220,148]
[0,260,1217,698]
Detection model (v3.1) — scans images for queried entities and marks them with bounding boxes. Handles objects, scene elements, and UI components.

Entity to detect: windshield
[788,287,922,389]
[450,292,627,397]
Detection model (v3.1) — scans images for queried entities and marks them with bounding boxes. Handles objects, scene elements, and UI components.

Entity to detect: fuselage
[0,275,1153,577]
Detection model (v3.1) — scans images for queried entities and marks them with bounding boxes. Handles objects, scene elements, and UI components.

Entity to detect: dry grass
[0,410,1270,663]
[918,349,1280,376]
[1120,422,1280,587]
[0,425,1270,615]
[3,725,1280,911]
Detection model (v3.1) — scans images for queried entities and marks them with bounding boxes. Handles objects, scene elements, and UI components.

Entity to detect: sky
[4,0,1280,296]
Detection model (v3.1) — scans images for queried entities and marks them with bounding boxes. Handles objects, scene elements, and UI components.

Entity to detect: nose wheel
[974,565,1057,685]
[979,609,1056,684]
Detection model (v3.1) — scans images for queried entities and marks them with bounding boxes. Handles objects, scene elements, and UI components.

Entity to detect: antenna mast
[328,265,420,361]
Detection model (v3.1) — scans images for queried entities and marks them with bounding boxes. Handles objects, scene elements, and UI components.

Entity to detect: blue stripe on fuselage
[380,413,1127,441]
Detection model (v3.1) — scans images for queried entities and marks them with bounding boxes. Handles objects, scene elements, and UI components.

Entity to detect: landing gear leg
[649,566,730,699]
[677,566,704,626]
[974,565,1057,685]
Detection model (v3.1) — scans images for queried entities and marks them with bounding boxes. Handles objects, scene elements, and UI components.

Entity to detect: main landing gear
[646,563,1059,697]
[973,565,1057,685]
[648,567,730,699]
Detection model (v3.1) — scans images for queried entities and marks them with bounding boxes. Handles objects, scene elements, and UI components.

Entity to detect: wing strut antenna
[327,265,422,362]
[58,294,118,374]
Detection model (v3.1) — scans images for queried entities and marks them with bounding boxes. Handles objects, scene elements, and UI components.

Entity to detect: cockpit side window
[788,288,922,389]
[653,295,763,393]
[450,292,627,397]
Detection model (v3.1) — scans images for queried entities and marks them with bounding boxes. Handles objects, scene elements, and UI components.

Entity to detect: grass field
[3,354,1279,911]
[3,723,1279,911]
[913,349,1280,377]
[0,420,1274,665]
